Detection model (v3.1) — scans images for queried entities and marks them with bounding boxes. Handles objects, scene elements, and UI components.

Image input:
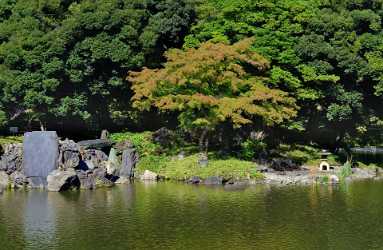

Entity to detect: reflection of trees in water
[1,182,383,249]
[0,191,28,249]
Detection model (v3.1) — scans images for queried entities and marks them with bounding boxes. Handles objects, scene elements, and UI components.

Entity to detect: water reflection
[0,181,382,249]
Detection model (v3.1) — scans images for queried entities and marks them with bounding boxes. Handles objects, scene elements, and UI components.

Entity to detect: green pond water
[0,181,383,250]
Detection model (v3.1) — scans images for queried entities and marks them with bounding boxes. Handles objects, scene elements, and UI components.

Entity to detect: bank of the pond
[133,164,380,186]
[0,132,381,192]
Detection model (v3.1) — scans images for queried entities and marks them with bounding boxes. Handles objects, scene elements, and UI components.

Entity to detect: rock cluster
[0,133,140,192]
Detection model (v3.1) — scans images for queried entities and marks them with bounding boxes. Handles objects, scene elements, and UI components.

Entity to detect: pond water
[0,181,383,250]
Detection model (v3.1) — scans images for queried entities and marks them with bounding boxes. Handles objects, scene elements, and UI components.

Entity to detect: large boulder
[0,143,23,174]
[77,171,96,190]
[119,145,139,178]
[47,169,80,192]
[58,139,80,169]
[77,168,114,189]
[77,139,113,150]
[24,131,59,188]
[106,148,120,175]
[140,170,158,181]
[81,149,108,170]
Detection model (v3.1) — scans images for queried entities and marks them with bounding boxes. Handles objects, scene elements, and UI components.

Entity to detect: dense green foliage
[186,0,383,147]
[0,0,195,131]
[1,0,383,158]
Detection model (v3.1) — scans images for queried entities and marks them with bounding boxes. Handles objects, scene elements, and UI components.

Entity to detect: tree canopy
[185,0,383,146]
[0,0,382,149]
[129,39,297,149]
[0,0,195,131]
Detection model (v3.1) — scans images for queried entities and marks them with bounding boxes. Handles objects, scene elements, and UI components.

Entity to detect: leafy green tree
[129,39,297,151]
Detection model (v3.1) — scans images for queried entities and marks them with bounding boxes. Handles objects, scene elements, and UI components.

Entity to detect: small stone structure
[318,150,337,171]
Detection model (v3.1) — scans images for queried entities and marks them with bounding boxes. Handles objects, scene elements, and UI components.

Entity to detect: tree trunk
[199,128,209,153]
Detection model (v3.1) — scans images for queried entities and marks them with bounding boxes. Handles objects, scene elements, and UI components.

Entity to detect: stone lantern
[319,150,332,171]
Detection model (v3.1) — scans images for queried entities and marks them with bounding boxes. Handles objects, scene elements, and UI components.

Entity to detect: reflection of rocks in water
[24,191,56,249]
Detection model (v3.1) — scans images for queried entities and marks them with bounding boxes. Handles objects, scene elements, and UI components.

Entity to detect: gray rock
[77,171,95,190]
[198,153,208,167]
[203,176,223,185]
[352,168,377,179]
[0,143,23,174]
[77,139,113,150]
[140,170,158,181]
[188,176,201,184]
[329,175,340,183]
[177,151,185,160]
[114,176,130,184]
[82,149,108,170]
[256,165,270,173]
[93,168,114,187]
[119,147,139,178]
[23,131,59,188]
[47,169,80,192]
[106,148,120,175]
[100,130,109,140]
[264,171,313,185]
[9,171,27,189]
[114,140,134,154]
[58,139,80,169]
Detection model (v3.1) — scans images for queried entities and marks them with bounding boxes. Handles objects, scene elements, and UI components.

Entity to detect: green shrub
[110,132,159,156]
[339,161,352,179]
[279,144,320,165]
[287,150,312,165]
[240,139,266,160]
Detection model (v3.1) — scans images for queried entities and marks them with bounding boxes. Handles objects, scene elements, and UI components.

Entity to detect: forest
[0,0,383,162]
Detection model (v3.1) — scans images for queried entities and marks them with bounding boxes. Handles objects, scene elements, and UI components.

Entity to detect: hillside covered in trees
[0,0,383,155]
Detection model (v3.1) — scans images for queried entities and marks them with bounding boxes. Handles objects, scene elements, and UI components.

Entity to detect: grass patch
[355,161,383,169]
[135,154,262,181]
[0,135,23,147]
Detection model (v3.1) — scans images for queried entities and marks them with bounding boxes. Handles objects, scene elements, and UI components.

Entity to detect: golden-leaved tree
[129,38,298,152]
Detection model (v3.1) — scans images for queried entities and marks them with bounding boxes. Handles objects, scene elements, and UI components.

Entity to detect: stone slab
[23,131,59,187]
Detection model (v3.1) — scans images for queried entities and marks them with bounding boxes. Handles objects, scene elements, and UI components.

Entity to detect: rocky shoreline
[0,131,141,192]
[0,131,380,192]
